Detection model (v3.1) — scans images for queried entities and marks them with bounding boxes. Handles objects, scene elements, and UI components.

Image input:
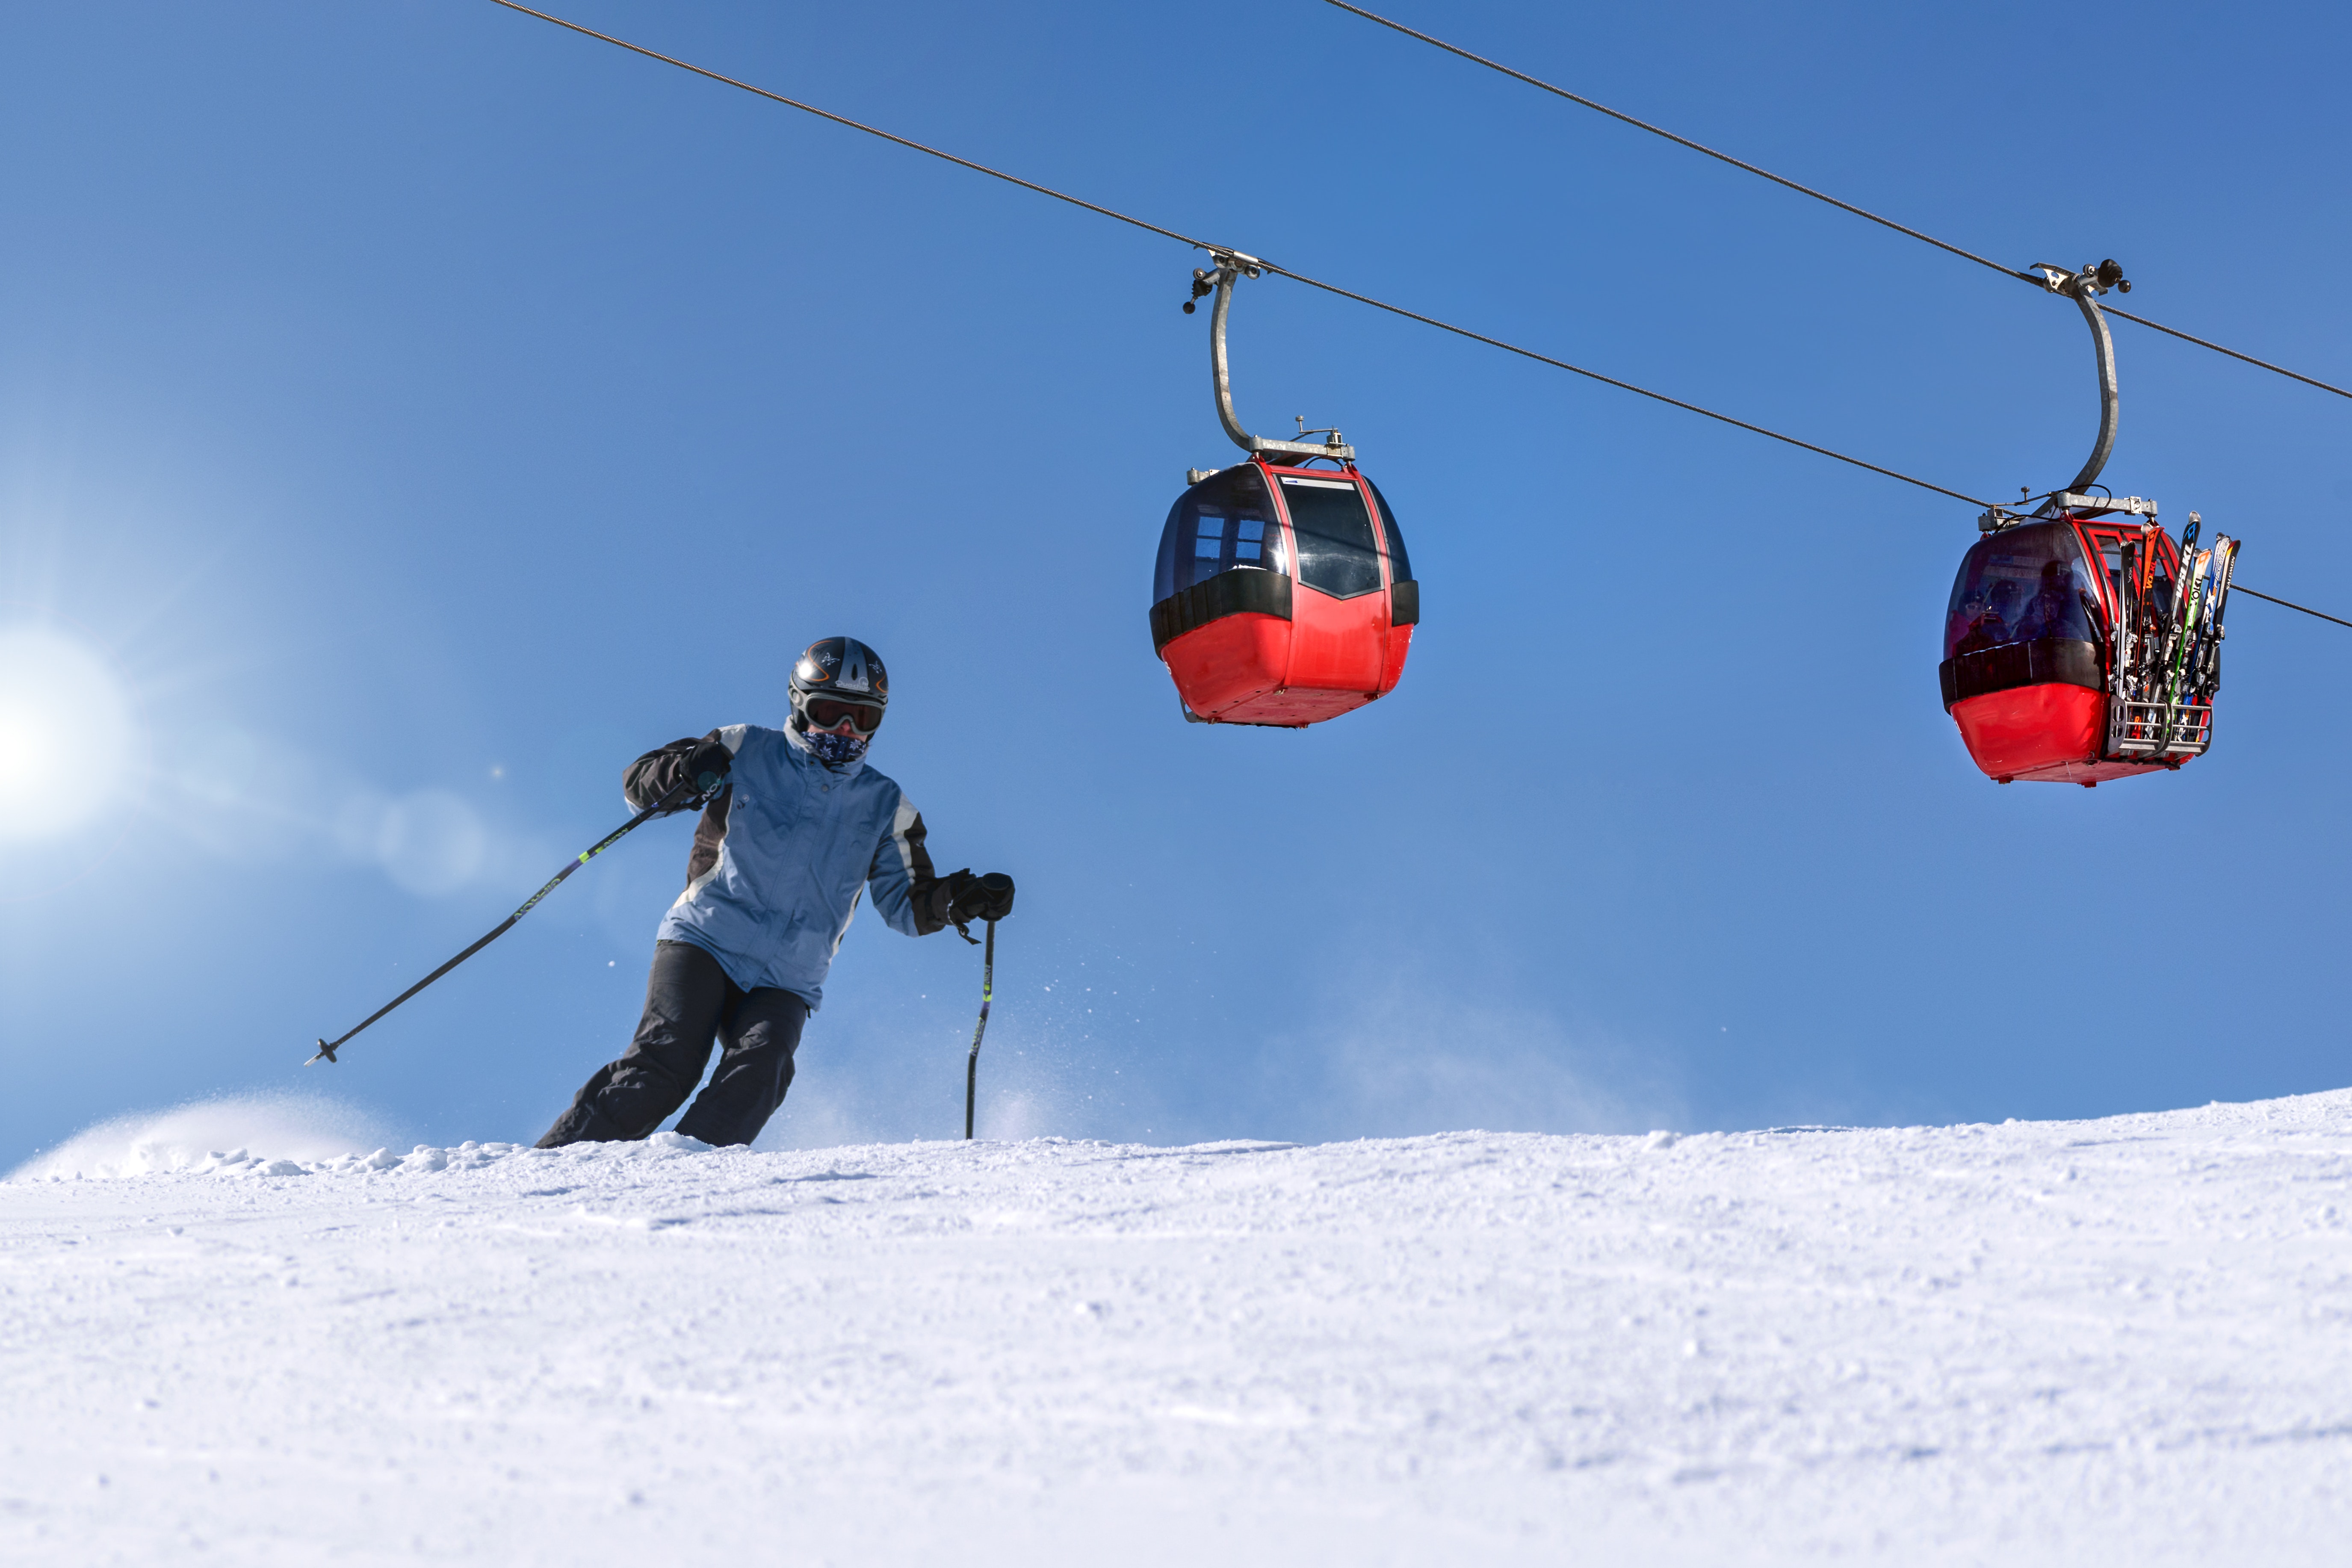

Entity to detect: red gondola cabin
[1941,515,2226,785]
[1150,458,1417,726]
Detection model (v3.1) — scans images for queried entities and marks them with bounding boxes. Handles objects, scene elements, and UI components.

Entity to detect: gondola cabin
[1940,514,2230,785]
[1150,458,1417,726]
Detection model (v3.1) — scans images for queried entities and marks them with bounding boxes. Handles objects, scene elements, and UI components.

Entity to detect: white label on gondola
[1280,477,1355,489]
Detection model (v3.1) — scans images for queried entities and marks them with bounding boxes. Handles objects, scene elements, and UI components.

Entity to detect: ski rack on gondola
[2108,522,2238,763]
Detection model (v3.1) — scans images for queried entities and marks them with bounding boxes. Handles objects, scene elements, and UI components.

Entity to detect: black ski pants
[537,939,807,1149]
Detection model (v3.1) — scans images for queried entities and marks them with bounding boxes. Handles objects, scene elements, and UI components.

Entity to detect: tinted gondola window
[1282,475,1383,599]
[1155,467,1283,602]
[1366,478,1411,583]
[1195,512,1226,561]
[1944,522,2099,661]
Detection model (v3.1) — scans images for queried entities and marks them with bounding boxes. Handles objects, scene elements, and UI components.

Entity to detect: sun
[0,625,138,841]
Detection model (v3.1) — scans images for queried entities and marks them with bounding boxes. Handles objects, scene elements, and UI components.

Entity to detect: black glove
[683,738,733,796]
[948,870,1016,927]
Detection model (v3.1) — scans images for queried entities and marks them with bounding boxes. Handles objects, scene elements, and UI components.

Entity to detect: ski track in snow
[5,1094,2352,1564]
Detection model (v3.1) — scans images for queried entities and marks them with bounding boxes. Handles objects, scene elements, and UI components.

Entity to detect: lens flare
[0,626,136,841]
[374,789,487,896]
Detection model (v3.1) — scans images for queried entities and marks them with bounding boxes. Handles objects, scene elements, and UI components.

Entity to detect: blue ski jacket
[626,724,951,1010]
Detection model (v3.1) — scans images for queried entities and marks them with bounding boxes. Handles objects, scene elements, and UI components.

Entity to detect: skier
[537,636,1015,1149]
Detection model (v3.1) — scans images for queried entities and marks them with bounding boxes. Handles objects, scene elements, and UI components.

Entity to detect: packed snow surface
[6,1093,2352,1564]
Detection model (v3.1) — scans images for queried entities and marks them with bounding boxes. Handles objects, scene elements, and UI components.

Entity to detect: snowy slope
[6,1093,2352,1565]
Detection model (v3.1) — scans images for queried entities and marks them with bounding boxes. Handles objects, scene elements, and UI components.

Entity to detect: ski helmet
[789,636,889,750]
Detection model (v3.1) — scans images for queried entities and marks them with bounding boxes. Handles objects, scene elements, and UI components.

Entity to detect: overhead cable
[482,1,2336,627]
[482,0,1214,252]
[483,0,1988,506]
[1247,268,1988,503]
[1322,0,2352,404]
[2231,585,2352,630]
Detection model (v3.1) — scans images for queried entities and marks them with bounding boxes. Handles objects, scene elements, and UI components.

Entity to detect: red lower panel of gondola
[1950,684,2179,785]
[1163,586,1408,727]
[1377,620,1414,698]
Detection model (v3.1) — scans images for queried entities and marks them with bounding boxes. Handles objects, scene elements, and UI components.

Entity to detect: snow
[6,1092,2352,1564]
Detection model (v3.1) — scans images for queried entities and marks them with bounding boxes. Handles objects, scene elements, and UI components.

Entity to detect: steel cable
[485,0,1987,505]
[482,1,1216,252]
[1323,0,2352,403]
[2231,585,2352,630]
[1252,263,1989,503]
[483,1,2337,625]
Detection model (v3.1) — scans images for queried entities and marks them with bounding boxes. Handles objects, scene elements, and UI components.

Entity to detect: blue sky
[2,0,2346,1166]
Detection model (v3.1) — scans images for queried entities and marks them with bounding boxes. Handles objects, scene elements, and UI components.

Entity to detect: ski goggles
[803,695,885,735]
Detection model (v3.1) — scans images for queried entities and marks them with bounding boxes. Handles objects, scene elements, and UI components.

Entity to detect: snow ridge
[12,1130,716,1182]
[3,1092,2350,1563]
[7,1092,395,1181]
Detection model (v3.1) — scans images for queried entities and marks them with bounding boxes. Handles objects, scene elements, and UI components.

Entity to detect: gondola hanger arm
[1197,256,1355,464]
[2027,260,2129,508]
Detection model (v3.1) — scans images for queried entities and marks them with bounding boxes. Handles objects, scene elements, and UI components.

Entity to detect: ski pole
[964,918,994,1139]
[306,777,705,1065]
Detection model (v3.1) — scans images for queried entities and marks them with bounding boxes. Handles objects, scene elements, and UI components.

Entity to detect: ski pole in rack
[307,776,707,1065]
